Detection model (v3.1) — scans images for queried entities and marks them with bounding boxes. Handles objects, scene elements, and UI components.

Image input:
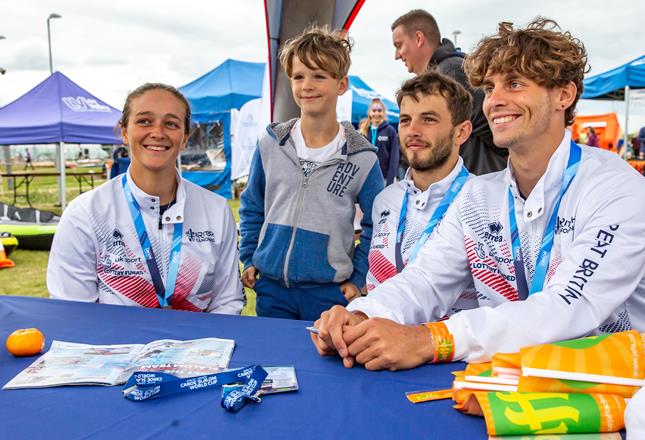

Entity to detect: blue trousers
[254,276,348,321]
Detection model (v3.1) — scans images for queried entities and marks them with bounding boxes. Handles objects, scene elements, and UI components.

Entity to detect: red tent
[571,113,622,151]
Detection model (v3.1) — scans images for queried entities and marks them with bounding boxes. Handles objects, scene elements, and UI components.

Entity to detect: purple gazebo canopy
[0,71,122,145]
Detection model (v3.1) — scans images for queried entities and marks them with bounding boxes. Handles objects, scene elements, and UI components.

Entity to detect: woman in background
[359,98,399,186]
[586,126,599,147]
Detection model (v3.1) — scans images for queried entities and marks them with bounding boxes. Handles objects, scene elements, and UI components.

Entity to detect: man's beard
[406,129,454,172]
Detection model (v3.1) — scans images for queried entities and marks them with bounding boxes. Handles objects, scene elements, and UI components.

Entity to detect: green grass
[0,169,256,315]
[0,250,49,296]
[242,287,256,316]
[228,198,240,222]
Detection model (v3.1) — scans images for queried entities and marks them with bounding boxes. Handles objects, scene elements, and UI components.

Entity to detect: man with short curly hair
[364,72,474,299]
[463,18,588,128]
[311,18,645,373]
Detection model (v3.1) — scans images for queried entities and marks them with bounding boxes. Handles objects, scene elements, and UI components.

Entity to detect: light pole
[452,30,462,48]
[47,13,62,74]
[0,35,10,189]
[47,13,65,208]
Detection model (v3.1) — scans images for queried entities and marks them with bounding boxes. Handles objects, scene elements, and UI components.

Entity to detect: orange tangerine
[6,328,45,357]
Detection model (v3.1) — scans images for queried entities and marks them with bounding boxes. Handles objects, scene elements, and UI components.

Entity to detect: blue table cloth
[0,296,486,439]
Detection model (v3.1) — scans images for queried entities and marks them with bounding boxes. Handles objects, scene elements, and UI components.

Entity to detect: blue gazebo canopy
[0,71,122,145]
[179,59,266,199]
[582,54,645,100]
[180,59,265,122]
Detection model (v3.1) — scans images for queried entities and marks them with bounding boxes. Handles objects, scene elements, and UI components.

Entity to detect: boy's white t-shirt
[292,120,345,177]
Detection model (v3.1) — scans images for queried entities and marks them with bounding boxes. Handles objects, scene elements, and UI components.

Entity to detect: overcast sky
[1,0,644,130]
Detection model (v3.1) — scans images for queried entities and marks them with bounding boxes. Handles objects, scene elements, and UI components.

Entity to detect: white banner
[336,88,353,123]
[231,65,272,180]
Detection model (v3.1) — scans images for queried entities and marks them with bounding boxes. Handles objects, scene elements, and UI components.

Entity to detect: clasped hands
[310,305,435,371]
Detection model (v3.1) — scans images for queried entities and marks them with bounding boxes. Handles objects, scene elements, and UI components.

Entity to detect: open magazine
[3,337,235,390]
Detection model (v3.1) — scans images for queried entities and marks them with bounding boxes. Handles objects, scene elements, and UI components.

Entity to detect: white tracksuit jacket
[47,170,244,314]
[366,157,478,313]
[366,158,465,290]
[348,131,645,362]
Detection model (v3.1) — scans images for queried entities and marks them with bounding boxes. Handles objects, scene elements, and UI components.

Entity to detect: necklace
[163,179,178,206]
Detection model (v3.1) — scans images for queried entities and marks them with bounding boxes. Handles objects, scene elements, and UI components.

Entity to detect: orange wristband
[425,321,455,363]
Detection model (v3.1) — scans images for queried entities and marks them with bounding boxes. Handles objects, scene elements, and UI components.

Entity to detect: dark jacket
[429,38,508,175]
[364,121,400,185]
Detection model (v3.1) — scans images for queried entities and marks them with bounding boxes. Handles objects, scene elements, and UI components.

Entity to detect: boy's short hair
[279,25,352,78]
[464,17,589,126]
[396,71,473,125]
[391,9,441,47]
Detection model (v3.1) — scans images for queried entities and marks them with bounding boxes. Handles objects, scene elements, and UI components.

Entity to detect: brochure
[3,337,235,390]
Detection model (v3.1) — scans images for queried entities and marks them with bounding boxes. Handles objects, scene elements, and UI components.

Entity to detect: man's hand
[241,266,257,289]
[310,305,368,368]
[343,318,435,371]
[339,281,361,302]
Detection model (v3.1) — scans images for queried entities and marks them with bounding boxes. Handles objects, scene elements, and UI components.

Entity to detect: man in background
[391,9,508,175]
[24,148,35,171]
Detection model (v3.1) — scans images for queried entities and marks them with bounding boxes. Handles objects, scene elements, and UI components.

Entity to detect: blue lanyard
[395,166,469,272]
[508,140,582,299]
[122,174,183,308]
[123,365,268,412]
[370,126,378,145]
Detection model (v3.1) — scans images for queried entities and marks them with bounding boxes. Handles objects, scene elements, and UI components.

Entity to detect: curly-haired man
[311,18,645,372]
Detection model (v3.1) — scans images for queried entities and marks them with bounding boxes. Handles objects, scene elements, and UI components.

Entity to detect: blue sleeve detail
[252,223,292,280]
[386,126,400,185]
[349,161,384,288]
[239,147,266,267]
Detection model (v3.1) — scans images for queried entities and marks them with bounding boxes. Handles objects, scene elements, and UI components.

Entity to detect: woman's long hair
[360,98,386,136]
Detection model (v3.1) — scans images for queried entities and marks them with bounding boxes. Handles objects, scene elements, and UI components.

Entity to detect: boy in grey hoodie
[239,26,383,320]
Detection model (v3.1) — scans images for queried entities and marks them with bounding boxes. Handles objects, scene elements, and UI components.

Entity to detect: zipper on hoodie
[283,174,309,287]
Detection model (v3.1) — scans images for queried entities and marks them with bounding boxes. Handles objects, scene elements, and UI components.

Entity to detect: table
[0,171,97,207]
[0,296,485,440]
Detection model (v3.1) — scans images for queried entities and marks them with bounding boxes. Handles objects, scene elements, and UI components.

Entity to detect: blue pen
[306,326,319,334]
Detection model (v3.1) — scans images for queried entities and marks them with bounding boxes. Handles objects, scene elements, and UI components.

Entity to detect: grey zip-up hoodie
[239,118,384,288]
